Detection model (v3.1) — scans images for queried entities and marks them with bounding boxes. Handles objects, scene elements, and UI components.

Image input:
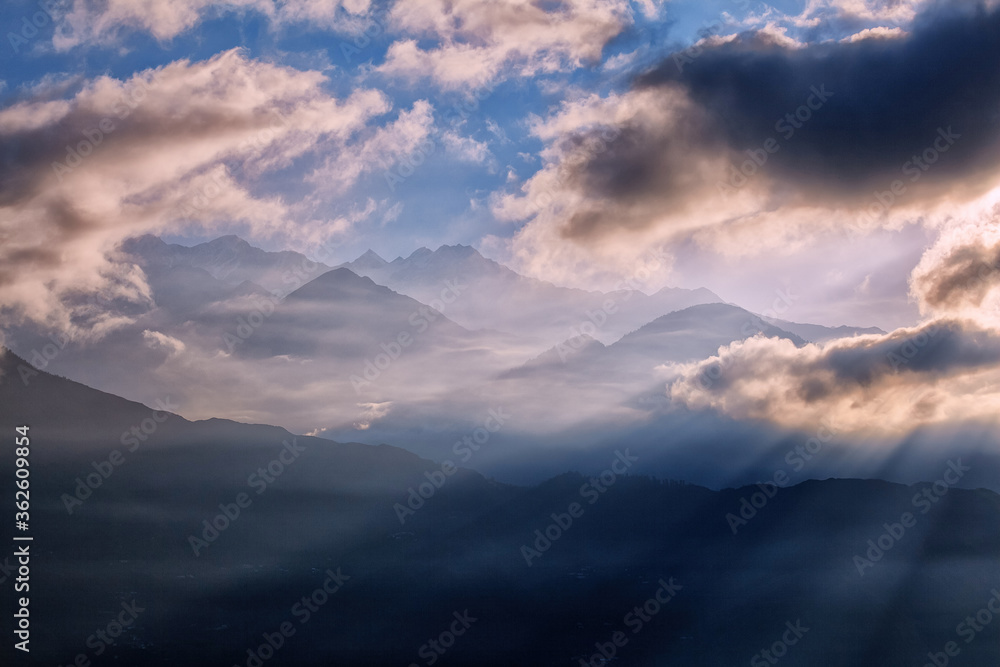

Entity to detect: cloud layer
[667,320,1000,435]
[377,0,633,88]
[0,48,408,333]
[53,0,374,49]
[51,0,639,90]
[489,1,1000,298]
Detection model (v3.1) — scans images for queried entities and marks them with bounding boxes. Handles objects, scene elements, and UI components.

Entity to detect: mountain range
[1,234,898,486]
[0,236,932,486]
[124,235,883,345]
[2,348,998,666]
[1,236,995,667]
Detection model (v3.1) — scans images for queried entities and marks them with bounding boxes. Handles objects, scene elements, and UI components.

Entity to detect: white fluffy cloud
[377,0,634,88]
[794,0,928,27]
[662,188,1000,436]
[51,0,637,87]
[441,130,491,163]
[666,320,1000,435]
[487,5,1000,291]
[909,193,1000,327]
[53,0,374,49]
[308,99,435,193]
[491,82,888,289]
[0,48,396,334]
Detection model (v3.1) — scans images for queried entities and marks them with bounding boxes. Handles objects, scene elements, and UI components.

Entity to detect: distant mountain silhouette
[340,244,725,346]
[506,303,805,381]
[1,350,998,666]
[238,266,485,360]
[121,234,334,296]
[764,317,886,343]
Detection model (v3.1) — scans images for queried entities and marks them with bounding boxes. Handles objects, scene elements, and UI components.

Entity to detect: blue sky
[1,0,999,334]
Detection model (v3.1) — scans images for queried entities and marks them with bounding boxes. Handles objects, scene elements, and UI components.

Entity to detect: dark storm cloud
[819,320,1000,386]
[784,319,1000,409]
[556,115,726,237]
[554,2,1000,240]
[700,320,1000,404]
[639,3,1000,193]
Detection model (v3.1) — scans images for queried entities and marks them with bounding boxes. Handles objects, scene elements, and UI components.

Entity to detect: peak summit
[352,249,388,268]
[119,234,168,254]
[206,234,252,248]
[436,244,478,256]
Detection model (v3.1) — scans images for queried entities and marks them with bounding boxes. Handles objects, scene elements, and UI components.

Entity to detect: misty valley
[2,236,999,666]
